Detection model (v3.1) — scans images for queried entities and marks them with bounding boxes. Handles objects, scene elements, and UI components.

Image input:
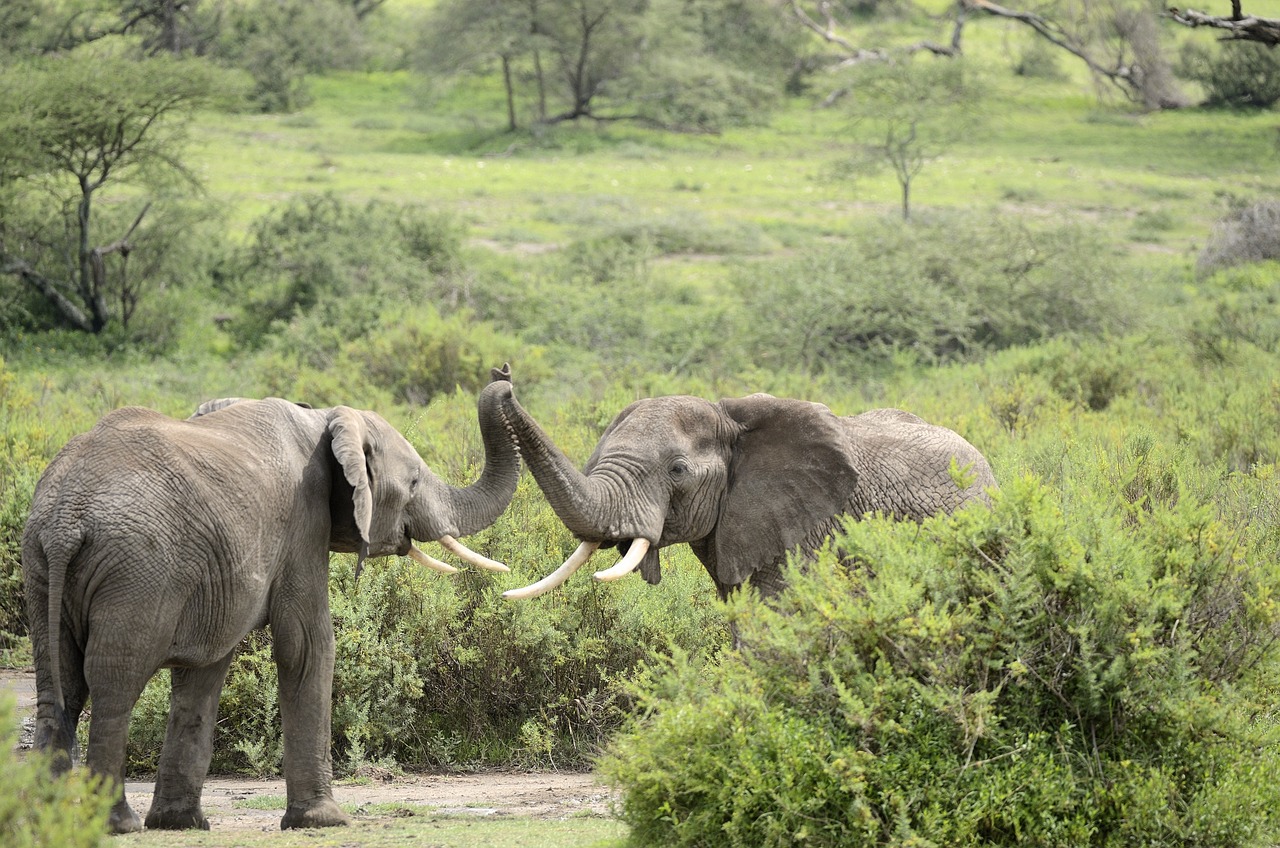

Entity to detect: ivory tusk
[593,538,651,582]
[502,540,601,600]
[408,544,459,574]
[437,534,510,572]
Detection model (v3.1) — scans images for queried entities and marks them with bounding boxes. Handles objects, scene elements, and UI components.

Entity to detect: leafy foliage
[212,0,368,112]
[734,213,1128,373]
[0,51,222,336]
[0,696,114,847]
[835,57,983,218]
[220,193,468,350]
[417,0,798,131]
[601,475,1280,847]
[1179,40,1280,108]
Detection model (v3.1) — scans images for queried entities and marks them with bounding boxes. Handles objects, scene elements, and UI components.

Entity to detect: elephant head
[493,383,997,601]
[193,367,519,577]
[494,387,867,599]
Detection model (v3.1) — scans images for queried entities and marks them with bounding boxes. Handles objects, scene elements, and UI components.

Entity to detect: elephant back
[844,408,996,521]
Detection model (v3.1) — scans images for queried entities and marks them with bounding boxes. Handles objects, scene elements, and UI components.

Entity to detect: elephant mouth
[502,536,657,600]
[610,539,663,585]
[380,532,509,576]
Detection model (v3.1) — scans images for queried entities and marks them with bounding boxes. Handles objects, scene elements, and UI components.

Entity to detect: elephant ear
[712,394,859,589]
[327,407,374,548]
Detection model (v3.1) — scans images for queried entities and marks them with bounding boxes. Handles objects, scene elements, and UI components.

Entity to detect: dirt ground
[1,668,614,831]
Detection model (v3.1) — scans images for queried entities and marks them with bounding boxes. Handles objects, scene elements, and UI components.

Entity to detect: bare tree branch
[789,0,863,56]
[1167,6,1280,45]
[961,0,1150,101]
[789,0,966,63]
[1,257,94,332]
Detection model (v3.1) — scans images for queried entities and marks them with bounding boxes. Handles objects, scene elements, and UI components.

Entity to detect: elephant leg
[83,661,151,834]
[31,639,87,774]
[271,591,349,830]
[145,656,234,830]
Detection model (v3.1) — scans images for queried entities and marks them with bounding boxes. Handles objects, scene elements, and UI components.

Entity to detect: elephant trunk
[438,378,524,537]
[493,385,613,541]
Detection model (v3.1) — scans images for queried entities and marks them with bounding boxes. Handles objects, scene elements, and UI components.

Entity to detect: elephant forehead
[612,397,723,440]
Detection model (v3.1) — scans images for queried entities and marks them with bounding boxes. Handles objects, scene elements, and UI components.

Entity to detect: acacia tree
[837,58,980,219]
[787,0,1185,109]
[0,53,216,333]
[417,0,797,132]
[418,0,541,130]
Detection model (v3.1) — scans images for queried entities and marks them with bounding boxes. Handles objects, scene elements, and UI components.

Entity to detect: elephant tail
[33,528,80,751]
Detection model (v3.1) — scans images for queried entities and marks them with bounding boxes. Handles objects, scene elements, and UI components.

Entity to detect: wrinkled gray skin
[21,378,519,834]
[494,386,996,598]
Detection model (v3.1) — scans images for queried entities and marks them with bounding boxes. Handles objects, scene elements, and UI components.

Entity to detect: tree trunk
[533,47,547,122]
[501,54,517,132]
[75,182,109,333]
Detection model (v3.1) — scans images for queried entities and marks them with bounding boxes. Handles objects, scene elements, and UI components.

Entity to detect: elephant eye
[409,476,420,493]
[670,459,689,477]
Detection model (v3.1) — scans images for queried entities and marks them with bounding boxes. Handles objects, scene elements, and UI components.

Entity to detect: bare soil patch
[2,668,614,832]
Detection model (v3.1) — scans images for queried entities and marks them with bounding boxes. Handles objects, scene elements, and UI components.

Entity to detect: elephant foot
[145,804,210,831]
[109,799,143,834]
[281,796,350,830]
[31,714,77,775]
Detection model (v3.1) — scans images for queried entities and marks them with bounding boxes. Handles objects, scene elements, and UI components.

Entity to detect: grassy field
[193,63,1280,260]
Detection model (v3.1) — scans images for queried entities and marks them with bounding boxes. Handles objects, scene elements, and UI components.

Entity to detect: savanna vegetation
[4,0,1280,845]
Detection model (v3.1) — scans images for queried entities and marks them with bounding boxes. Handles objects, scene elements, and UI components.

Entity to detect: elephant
[490,385,996,601]
[21,371,520,834]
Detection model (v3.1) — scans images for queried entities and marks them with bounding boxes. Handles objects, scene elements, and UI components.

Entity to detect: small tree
[836,57,980,219]
[0,52,217,334]
[417,0,539,131]
[213,0,367,112]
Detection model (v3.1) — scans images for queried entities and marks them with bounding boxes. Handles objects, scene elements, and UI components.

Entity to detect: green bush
[221,193,467,348]
[0,695,115,847]
[1196,202,1280,278]
[600,474,1280,847]
[492,234,735,388]
[213,0,367,112]
[733,212,1129,373]
[346,306,547,406]
[1179,41,1280,108]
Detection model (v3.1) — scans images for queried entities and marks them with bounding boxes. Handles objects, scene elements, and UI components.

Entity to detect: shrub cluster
[733,212,1129,373]
[220,193,467,349]
[0,696,114,848]
[601,475,1280,847]
[1179,41,1280,108]
[1197,200,1280,278]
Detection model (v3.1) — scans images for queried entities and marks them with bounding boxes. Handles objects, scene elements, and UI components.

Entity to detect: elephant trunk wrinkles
[497,389,613,540]
[438,381,523,537]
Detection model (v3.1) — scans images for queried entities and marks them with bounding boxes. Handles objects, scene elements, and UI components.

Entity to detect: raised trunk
[491,385,612,540]
[436,379,524,537]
